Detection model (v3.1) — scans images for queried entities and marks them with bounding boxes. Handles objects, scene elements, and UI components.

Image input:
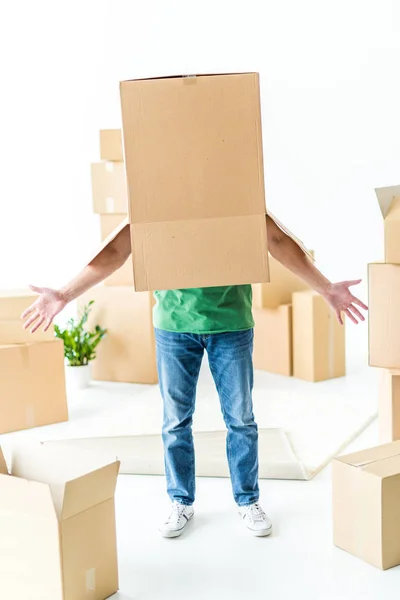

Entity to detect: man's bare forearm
[266,215,332,297]
[60,225,132,303]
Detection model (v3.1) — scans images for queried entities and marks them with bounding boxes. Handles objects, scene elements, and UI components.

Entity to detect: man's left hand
[323,279,368,325]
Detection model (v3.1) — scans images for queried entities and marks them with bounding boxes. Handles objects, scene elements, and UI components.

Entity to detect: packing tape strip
[86,568,96,592]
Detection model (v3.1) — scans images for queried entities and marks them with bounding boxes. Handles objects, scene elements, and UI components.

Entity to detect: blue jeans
[155,328,259,507]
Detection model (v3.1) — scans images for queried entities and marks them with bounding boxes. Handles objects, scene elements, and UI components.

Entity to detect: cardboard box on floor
[368,263,400,368]
[379,370,400,443]
[375,184,400,264]
[253,305,293,376]
[0,443,120,599]
[332,441,400,569]
[99,214,133,286]
[91,162,128,214]
[100,129,124,162]
[79,286,157,384]
[292,290,345,382]
[0,339,68,434]
[253,248,315,310]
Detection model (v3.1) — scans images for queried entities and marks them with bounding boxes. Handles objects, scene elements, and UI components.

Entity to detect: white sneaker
[159,501,194,538]
[239,502,272,537]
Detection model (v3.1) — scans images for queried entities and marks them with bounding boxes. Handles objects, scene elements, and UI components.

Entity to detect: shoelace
[166,503,186,524]
[244,502,266,523]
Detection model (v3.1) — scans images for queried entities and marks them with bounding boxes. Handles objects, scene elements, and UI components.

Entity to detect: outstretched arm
[266,215,368,325]
[21,225,131,332]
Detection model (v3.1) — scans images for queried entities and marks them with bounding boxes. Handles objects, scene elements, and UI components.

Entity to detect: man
[22,215,367,538]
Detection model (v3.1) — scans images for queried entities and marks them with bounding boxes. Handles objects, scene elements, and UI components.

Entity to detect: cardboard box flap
[362,453,400,479]
[85,215,129,267]
[0,473,57,518]
[375,184,400,218]
[121,72,255,84]
[337,440,400,467]
[266,210,314,262]
[61,461,120,520]
[0,448,8,475]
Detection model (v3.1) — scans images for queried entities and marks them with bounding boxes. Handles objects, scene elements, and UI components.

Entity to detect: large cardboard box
[0,289,54,343]
[0,444,120,598]
[99,214,133,286]
[100,129,123,162]
[0,319,54,344]
[253,305,292,376]
[292,290,345,382]
[0,289,40,319]
[253,249,314,309]
[375,184,400,264]
[379,370,400,443]
[332,441,400,569]
[119,72,269,291]
[0,339,68,434]
[91,162,128,214]
[79,286,157,384]
[368,263,400,368]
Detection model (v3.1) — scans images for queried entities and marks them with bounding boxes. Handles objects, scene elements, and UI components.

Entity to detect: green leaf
[56,300,106,366]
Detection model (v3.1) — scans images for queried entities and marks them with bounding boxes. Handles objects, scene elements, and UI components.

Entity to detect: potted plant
[54,300,107,390]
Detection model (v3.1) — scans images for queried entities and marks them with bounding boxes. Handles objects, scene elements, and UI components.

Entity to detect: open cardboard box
[0,443,120,599]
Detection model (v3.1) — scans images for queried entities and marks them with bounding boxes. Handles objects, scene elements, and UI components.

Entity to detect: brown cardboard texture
[79,286,157,384]
[253,248,314,309]
[292,290,345,382]
[0,289,43,320]
[100,129,123,162]
[253,305,292,376]
[119,72,269,291]
[91,161,128,214]
[0,443,120,599]
[375,184,400,264]
[333,440,400,569]
[368,263,400,368]
[0,319,54,344]
[0,339,68,434]
[379,369,400,443]
[100,214,134,286]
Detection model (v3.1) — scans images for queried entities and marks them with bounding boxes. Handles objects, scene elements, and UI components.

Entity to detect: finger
[336,309,343,326]
[21,305,37,319]
[350,295,368,311]
[29,284,44,294]
[31,317,45,333]
[43,317,54,332]
[344,279,362,287]
[348,304,365,322]
[23,313,40,330]
[344,308,358,324]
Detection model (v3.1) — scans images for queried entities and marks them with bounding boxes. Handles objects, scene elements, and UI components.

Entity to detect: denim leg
[155,329,204,506]
[206,329,259,506]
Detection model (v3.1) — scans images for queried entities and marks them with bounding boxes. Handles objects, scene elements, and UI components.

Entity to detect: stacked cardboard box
[0,443,120,598]
[253,252,346,381]
[369,185,400,442]
[0,291,68,433]
[88,131,157,384]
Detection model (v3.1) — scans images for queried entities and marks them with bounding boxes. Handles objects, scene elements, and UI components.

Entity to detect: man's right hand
[21,285,67,333]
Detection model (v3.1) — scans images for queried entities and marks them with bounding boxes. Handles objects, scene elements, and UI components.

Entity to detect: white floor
[113,419,400,600]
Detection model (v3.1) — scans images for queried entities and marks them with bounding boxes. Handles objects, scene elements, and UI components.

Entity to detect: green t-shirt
[153,285,254,334]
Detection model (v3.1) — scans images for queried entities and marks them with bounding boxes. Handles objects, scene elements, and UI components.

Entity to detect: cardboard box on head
[0,443,120,599]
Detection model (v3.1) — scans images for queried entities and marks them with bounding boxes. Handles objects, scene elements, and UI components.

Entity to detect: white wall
[1,0,399,363]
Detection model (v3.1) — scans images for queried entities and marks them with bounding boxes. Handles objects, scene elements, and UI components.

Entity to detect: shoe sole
[159,513,194,538]
[251,526,272,537]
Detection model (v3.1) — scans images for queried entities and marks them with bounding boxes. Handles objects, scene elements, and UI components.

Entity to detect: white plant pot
[65,364,92,391]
